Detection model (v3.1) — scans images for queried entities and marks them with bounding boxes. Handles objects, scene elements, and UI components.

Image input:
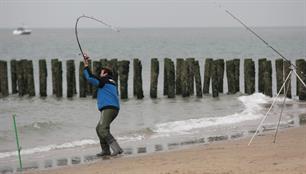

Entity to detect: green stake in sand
[13,114,22,170]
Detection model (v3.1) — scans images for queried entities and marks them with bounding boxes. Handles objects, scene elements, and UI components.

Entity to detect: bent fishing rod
[75,15,119,60]
[214,2,302,73]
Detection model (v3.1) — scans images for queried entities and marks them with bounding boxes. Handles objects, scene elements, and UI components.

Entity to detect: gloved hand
[83,53,90,67]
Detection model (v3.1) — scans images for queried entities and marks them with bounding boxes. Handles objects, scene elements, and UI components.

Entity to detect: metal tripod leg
[273,81,290,143]
[248,70,292,146]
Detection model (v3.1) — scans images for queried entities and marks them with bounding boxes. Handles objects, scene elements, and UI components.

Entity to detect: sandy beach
[26,125,306,174]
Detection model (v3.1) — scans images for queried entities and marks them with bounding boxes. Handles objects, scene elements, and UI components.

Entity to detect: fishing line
[75,15,119,60]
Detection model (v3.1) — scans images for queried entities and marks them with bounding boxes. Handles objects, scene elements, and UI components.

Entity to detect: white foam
[153,93,269,134]
[0,139,99,159]
[0,134,147,159]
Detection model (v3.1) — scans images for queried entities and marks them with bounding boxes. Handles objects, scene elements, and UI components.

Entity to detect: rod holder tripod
[249,68,306,146]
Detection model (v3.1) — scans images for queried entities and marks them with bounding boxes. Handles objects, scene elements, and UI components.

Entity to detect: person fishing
[82,54,123,157]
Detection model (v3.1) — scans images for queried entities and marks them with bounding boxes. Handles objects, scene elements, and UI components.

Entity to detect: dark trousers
[96,108,119,148]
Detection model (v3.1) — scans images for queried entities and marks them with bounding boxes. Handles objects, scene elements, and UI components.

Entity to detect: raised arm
[82,54,99,87]
[83,67,100,87]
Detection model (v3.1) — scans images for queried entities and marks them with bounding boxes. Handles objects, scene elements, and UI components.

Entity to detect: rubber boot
[109,140,123,156]
[96,142,111,157]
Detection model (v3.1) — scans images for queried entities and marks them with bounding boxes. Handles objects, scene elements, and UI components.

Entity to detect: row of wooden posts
[0,58,305,100]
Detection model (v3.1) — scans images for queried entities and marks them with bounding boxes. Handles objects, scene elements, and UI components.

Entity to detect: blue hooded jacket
[83,67,120,111]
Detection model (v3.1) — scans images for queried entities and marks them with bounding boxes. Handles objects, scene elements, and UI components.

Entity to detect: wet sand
[27,126,306,174]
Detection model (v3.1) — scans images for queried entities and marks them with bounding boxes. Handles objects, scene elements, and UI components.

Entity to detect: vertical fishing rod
[213,2,298,70]
[75,15,120,60]
[12,114,22,171]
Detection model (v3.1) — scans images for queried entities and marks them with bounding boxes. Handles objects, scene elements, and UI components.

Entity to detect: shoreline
[25,125,306,174]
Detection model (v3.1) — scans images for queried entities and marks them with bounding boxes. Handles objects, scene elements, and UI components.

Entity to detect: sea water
[0,27,305,171]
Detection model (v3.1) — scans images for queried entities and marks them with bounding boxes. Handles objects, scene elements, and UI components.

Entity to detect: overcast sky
[0,0,305,28]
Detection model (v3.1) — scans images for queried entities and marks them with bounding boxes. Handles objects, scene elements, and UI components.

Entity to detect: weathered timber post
[118,60,130,99]
[100,59,108,68]
[181,59,190,97]
[66,60,76,98]
[39,59,47,97]
[167,59,175,98]
[26,60,35,96]
[211,60,219,97]
[263,60,272,97]
[56,61,63,97]
[10,59,18,94]
[150,58,159,98]
[216,59,224,93]
[203,58,213,94]
[296,59,306,100]
[284,61,292,98]
[194,60,202,97]
[233,59,240,93]
[107,59,118,84]
[176,58,184,95]
[51,59,58,95]
[133,58,144,99]
[226,60,235,94]
[163,58,171,96]
[258,58,267,93]
[244,59,255,94]
[21,59,28,95]
[16,60,26,96]
[0,60,8,97]
[186,58,195,95]
[92,60,102,99]
[79,61,86,98]
[52,59,62,97]
[275,59,284,94]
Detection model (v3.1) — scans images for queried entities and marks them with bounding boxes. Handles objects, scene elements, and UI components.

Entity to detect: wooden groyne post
[186,58,195,96]
[39,59,47,97]
[284,61,292,98]
[66,60,76,98]
[211,60,219,97]
[203,58,213,94]
[244,59,255,94]
[51,59,63,97]
[275,59,284,94]
[263,60,272,97]
[217,59,225,93]
[79,61,86,98]
[258,58,272,96]
[16,60,27,96]
[0,60,9,97]
[194,60,202,97]
[167,59,175,98]
[108,59,118,85]
[176,58,184,95]
[226,59,239,94]
[150,58,159,98]
[258,58,266,93]
[118,60,130,99]
[163,58,171,96]
[10,60,18,94]
[296,59,306,100]
[181,59,190,97]
[133,58,144,99]
[26,60,35,96]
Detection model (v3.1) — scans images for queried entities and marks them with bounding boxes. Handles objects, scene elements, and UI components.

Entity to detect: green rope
[13,114,22,171]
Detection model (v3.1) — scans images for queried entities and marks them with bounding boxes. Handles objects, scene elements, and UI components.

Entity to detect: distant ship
[12,27,32,35]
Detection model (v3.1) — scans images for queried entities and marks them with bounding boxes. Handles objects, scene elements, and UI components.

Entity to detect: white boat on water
[12,27,32,35]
